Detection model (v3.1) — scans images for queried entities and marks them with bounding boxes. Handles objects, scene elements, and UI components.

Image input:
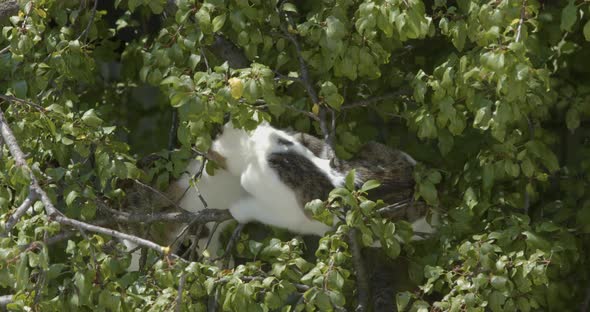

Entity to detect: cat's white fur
[211,122,344,235]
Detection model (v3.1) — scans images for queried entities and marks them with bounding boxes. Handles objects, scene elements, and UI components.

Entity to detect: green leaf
[491,275,508,290]
[160,75,182,86]
[11,80,27,98]
[189,54,201,70]
[81,109,104,127]
[397,292,412,311]
[584,20,590,41]
[65,190,79,207]
[560,1,577,32]
[212,14,227,32]
[345,169,356,190]
[360,180,380,192]
[326,16,346,40]
[326,270,344,290]
[419,181,437,205]
[281,2,298,13]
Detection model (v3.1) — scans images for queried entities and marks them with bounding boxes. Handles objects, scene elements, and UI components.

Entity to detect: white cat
[210,122,344,235]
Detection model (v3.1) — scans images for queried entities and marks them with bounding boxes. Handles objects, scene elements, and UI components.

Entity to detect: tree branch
[53,215,167,253]
[0,110,59,217]
[99,203,232,224]
[212,223,244,267]
[0,94,46,112]
[277,6,334,147]
[348,229,369,312]
[168,109,178,150]
[515,0,527,43]
[175,273,187,312]
[284,104,320,121]
[4,187,38,233]
[0,110,171,255]
[341,89,411,110]
[76,0,98,42]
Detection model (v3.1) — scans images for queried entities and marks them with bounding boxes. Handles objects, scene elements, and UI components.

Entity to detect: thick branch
[4,188,38,233]
[54,215,167,254]
[0,110,59,217]
[101,204,232,224]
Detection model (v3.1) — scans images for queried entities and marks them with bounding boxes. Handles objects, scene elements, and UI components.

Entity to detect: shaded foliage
[0,0,589,311]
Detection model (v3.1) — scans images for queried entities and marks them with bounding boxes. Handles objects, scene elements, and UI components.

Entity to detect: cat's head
[207,121,252,175]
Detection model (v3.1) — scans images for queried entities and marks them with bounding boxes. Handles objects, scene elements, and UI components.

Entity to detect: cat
[210,121,344,235]
[210,122,436,237]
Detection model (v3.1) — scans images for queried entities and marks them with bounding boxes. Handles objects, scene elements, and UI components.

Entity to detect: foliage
[0,0,589,311]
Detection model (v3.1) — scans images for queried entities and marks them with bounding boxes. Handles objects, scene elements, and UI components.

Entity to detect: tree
[0,0,589,311]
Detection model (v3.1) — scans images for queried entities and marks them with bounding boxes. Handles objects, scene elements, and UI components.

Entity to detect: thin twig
[0,45,9,54]
[0,95,45,112]
[175,273,187,312]
[348,229,369,312]
[168,109,179,150]
[207,287,219,312]
[201,47,210,73]
[524,116,534,215]
[284,104,320,121]
[376,199,413,217]
[133,179,183,210]
[515,0,527,43]
[217,275,310,292]
[277,5,334,147]
[76,0,98,41]
[4,188,38,233]
[341,90,411,110]
[273,70,299,82]
[203,222,220,251]
[213,223,245,267]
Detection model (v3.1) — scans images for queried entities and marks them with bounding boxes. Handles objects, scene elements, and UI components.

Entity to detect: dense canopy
[0,0,589,311]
